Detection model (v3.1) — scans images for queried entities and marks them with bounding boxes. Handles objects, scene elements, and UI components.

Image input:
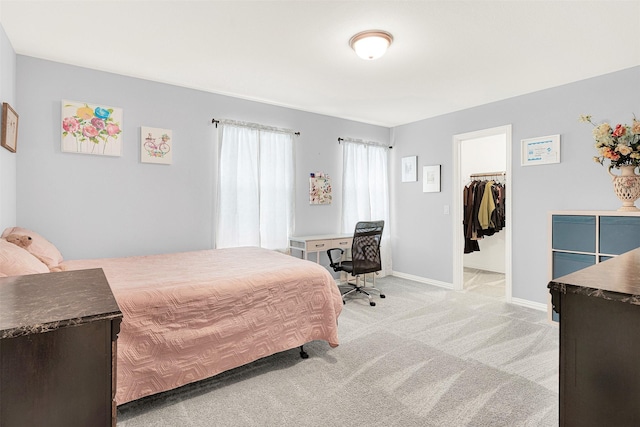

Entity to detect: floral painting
[61,100,122,156]
[309,172,332,205]
[141,126,172,164]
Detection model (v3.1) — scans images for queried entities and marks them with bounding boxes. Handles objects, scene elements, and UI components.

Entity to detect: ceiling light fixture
[349,30,394,60]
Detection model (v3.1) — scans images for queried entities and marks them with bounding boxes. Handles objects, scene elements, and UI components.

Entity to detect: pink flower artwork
[61,100,123,156]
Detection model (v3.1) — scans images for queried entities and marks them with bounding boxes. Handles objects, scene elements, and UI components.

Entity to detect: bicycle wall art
[141,126,172,165]
[61,100,123,157]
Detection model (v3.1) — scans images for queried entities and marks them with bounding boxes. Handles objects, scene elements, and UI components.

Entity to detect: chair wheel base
[370,301,376,306]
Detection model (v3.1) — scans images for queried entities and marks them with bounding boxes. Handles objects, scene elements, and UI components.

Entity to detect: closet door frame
[452,125,512,301]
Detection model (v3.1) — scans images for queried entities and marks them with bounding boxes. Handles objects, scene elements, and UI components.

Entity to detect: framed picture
[423,165,441,192]
[1,102,18,153]
[401,156,417,182]
[141,126,172,164]
[61,100,123,157]
[521,134,560,166]
[309,172,332,205]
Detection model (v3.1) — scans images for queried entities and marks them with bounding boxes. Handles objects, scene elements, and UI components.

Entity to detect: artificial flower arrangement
[579,114,640,168]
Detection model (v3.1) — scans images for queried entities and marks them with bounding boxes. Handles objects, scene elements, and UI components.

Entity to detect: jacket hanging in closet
[463,179,505,254]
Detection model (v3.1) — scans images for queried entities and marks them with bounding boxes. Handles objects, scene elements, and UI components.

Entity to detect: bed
[0,227,343,405]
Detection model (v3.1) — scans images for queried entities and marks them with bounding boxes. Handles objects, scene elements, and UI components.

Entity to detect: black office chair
[327,220,385,306]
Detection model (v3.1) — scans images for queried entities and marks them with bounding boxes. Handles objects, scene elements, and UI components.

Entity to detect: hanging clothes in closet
[463,172,506,254]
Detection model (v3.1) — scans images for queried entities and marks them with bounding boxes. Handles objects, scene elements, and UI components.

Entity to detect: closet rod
[469,171,506,178]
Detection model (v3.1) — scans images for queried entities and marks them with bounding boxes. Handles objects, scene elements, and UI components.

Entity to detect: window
[341,140,391,274]
[216,123,294,251]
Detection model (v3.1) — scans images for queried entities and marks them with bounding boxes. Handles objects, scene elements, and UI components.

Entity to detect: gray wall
[13,50,640,306]
[0,23,16,231]
[15,55,389,260]
[390,66,640,305]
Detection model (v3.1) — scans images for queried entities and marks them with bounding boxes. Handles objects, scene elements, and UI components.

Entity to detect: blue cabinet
[599,216,640,255]
[549,211,640,321]
[552,215,596,253]
[552,252,596,279]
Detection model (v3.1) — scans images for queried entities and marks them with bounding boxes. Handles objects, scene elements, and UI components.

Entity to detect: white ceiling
[1,1,639,127]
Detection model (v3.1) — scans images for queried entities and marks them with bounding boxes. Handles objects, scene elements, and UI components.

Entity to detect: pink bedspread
[63,247,342,404]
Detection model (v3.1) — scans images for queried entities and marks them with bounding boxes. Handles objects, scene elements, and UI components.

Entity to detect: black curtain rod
[211,118,300,136]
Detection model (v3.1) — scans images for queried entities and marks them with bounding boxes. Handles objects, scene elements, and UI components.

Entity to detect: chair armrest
[326,248,344,269]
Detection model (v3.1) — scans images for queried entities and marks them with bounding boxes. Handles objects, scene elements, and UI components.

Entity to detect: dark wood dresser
[0,268,122,427]
[548,247,640,426]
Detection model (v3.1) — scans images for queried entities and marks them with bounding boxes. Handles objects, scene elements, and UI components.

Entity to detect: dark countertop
[0,268,122,339]
[548,247,640,306]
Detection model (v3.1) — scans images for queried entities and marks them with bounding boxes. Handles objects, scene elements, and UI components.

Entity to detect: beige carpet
[117,275,558,426]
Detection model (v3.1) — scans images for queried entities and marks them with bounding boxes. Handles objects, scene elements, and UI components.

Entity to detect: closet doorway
[452,125,512,301]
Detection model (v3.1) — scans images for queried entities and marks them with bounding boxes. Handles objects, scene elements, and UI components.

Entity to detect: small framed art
[423,165,441,192]
[309,172,332,205]
[402,156,418,182]
[1,102,19,153]
[141,126,172,164]
[521,134,560,166]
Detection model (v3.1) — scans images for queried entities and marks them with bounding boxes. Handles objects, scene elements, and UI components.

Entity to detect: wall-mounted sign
[521,134,560,166]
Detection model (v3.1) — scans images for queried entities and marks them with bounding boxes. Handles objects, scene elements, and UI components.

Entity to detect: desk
[289,233,352,264]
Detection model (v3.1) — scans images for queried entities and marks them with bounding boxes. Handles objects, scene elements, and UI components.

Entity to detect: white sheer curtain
[341,141,391,275]
[216,124,294,250]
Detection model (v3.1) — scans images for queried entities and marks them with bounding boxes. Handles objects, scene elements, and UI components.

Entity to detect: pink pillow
[0,239,49,276]
[1,227,64,271]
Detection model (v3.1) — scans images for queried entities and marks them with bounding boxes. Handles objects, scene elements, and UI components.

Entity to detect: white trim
[391,271,454,289]
[511,297,547,312]
[452,125,513,302]
[392,272,546,312]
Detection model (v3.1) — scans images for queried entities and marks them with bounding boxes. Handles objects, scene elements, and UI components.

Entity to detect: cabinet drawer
[599,216,640,255]
[306,240,332,251]
[333,238,352,249]
[552,215,596,252]
[306,238,352,251]
[552,251,596,279]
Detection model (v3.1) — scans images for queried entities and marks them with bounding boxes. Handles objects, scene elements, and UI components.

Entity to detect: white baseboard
[510,297,547,312]
[390,271,454,289]
[391,271,547,312]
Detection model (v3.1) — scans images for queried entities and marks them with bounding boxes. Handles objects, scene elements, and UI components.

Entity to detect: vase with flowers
[580,114,640,211]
